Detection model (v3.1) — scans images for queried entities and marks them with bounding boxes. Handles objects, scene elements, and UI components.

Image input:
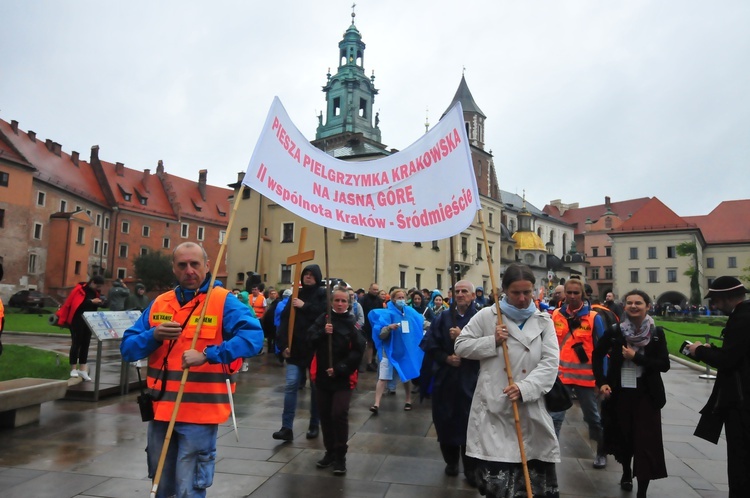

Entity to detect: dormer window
[134,188,148,206]
[117,184,133,202]
[217,205,227,217]
[192,199,203,212]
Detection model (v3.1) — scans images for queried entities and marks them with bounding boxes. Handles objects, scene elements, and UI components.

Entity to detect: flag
[242,97,480,242]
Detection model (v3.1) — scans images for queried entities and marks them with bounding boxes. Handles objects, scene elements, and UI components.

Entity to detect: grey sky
[2,0,748,217]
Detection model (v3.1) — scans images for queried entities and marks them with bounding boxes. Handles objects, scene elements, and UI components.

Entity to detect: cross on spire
[351,3,356,24]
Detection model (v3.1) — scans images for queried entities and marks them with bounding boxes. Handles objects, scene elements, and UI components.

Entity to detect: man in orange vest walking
[121,242,264,497]
[550,278,607,470]
[249,285,267,319]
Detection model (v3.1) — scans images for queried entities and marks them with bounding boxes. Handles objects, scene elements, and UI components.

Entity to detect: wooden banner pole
[477,209,533,498]
[151,185,247,497]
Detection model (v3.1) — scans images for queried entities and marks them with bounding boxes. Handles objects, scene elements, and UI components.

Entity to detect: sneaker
[78,369,92,382]
[316,452,335,468]
[272,427,294,441]
[70,370,79,378]
[332,459,346,475]
[593,454,607,469]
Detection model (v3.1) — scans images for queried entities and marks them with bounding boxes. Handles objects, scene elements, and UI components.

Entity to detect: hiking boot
[316,452,335,468]
[272,427,293,441]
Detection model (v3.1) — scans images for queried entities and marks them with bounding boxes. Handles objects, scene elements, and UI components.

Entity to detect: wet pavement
[0,332,729,497]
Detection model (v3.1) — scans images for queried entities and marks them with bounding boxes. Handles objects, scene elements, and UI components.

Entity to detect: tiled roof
[161,172,231,224]
[0,120,108,206]
[327,141,390,159]
[502,191,573,226]
[543,197,651,234]
[611,197,696,233]
[443,75,486,118]
[0,132,32,169]
[684,200,750,244]
[98,159,177,220]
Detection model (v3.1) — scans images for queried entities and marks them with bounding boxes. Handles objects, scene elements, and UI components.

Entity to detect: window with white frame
[37,191,46,206]
[33,223,42,239]
[117,268,126,280]
[104,216,110,229]
[121,221,130,234]
[28,253,37,273]
[119,244,128,258]
[197,226,205,241]
[60,199,68,212]
[96,213,101,226]
[76,226,85,244]
[142,225,150,237]
[103,241,109,255]
[94,239,100,254]
[181,223,189,238]
[163,238,170,249]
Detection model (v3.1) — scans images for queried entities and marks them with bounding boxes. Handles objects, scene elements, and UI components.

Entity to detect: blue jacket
[120,277,264,364]
[369,301,425,381]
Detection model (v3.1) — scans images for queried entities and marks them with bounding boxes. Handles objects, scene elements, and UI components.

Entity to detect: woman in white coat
[455,263,560,498]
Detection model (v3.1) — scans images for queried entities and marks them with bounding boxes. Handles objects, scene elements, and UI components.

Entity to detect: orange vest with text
[250,293,266,319]
[552,308,599,387]
[147,287,240,424]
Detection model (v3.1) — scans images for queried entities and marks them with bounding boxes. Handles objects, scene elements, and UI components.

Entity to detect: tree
[676,242,701,305]
[132,251,175,291]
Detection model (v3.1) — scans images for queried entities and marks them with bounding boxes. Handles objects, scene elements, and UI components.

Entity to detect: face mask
[395,299,406,308]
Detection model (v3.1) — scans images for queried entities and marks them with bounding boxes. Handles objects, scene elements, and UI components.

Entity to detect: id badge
[401,320,410,334]
[621,360,637,389]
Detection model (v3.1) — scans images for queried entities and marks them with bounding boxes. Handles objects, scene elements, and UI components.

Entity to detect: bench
[0,377,68,428]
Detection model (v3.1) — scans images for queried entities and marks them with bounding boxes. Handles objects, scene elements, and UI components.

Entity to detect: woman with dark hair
[308,286,365,475]
[408,290,430,331]
[593,289,669,497]
[455,264,560,497]
[55,275,105,381]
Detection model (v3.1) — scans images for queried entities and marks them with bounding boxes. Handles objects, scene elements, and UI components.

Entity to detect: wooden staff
[151,185,246,498]
[285,227,315,350]
[478,209,533,498]
[323,227,333,369]
[448,235,458,327]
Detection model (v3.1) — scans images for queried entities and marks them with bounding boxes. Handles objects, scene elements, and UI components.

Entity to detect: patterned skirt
[474,459,559,498]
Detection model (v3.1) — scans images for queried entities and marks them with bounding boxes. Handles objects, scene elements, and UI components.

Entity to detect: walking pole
[150,185,246,498]
[478,209,533,498]
[323,227,333,370]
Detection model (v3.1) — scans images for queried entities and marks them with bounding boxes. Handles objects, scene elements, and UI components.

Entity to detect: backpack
[591,304,620,340]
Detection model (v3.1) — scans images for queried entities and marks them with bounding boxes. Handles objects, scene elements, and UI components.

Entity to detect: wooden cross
[286,227,315,349]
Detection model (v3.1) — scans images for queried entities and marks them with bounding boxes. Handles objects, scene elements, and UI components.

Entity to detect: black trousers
[440,443,478,477]
[316,386,353,458]
[725,408,750,497]
[69,323,92,365]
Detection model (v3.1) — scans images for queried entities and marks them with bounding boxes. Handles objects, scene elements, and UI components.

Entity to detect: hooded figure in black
[273,264,328,441]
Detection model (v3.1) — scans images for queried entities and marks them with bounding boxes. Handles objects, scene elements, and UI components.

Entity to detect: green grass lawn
[654,318,724,366]
[4,307,69,334]
[0,344,70,381]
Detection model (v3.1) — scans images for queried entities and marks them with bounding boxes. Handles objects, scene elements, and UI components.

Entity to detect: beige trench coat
[454,306,561,463]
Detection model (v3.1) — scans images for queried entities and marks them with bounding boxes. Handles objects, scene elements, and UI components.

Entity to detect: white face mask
[395,299,406,308]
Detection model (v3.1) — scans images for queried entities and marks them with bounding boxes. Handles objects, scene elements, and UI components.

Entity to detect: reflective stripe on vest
[147,287,236,424]
[553,308,598,387]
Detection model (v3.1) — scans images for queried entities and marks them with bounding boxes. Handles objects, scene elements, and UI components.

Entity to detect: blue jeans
[550,384,604,454]
[147,421,217,498]
[282,363,319,430]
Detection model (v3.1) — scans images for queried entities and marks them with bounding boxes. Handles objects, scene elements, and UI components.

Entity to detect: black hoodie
[277,264,327,366]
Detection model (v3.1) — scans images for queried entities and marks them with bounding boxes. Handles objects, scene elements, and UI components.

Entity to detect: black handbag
[545,376,572,412]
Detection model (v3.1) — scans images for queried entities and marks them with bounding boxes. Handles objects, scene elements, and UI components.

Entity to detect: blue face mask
[395,299,406,308]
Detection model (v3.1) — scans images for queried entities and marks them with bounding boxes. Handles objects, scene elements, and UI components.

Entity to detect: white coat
[454,306,561,463]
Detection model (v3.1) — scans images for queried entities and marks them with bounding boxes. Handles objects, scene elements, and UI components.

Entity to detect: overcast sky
[2,0,748,217]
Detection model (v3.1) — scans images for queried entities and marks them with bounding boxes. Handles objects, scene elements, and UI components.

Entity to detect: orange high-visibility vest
[249,293,266,319]
[147,287,240,424]
[552,308,599,388]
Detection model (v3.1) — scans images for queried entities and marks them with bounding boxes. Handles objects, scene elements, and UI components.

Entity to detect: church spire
[315,9,381,143]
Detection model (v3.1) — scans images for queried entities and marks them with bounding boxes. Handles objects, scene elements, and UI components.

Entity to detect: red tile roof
[543,197,652,234]
[684,200,750,244]
[0,120,108,206]
[98,159,177,220]
[161,172,231,225]
[611,197,697,233]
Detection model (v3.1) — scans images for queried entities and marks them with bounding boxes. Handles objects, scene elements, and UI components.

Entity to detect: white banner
[242,97,480,242]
